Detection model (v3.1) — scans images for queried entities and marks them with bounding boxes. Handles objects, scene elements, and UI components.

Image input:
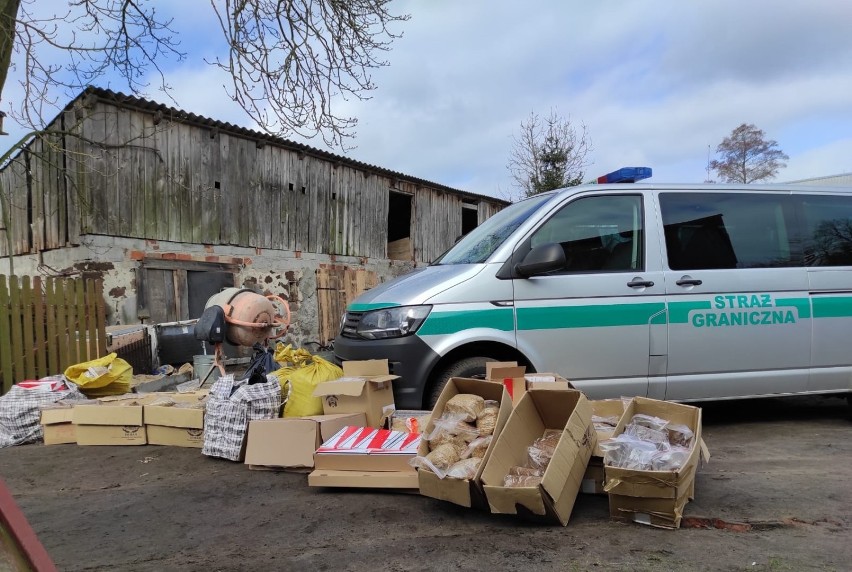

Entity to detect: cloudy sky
[4,1,852,199]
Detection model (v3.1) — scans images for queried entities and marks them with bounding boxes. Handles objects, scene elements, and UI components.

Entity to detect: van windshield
[433,194,553,264]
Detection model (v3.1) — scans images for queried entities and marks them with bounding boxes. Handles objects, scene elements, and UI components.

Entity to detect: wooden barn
[0,87,508,347]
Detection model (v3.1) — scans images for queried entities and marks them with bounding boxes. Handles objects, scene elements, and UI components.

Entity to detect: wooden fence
[316,267,378,346]
[0,275,107,394]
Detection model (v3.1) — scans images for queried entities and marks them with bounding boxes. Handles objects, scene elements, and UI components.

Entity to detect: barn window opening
[462,200,479,236]
[387,190,412,260]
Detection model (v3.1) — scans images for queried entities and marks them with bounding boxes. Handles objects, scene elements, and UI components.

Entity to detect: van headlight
[356,305,432,340]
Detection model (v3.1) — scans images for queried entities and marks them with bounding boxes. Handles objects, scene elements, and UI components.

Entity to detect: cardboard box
[485,362,572,405]
[313,426,420,472]
[417,378,513,509]
[142,393,208,447]
[590,399,626,457]
[75,424,147,445]
[581,458,606,495]
[387,410,431,434]
[41,407,76,445]
[308,469,418,489]
[603,397,705,529]
[313,360,398,427]
[244,413,366,470]
[480,389,595,526]
[73,396,148,445]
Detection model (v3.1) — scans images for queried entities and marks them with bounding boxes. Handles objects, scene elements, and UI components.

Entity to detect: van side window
[660,193,796,270]
[799,195,852,266]
[529,195,643,273]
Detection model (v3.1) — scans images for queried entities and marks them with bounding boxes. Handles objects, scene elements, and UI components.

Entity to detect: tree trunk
[0,0,21,102]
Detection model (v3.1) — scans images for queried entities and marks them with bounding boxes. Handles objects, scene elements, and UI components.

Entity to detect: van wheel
[426,356,491,409]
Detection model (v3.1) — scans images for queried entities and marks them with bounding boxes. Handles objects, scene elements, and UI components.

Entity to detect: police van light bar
[597,167,652,184]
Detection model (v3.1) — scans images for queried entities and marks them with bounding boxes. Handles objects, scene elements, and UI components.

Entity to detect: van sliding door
[660,191,810,400]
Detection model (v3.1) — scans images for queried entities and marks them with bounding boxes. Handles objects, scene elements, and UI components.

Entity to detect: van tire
[426,356,491,409]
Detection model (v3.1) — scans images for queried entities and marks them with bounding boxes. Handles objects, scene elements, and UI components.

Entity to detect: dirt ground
[1,395,850,572]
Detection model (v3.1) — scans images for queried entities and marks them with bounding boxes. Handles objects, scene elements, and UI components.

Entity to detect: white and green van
[334,182,852,409]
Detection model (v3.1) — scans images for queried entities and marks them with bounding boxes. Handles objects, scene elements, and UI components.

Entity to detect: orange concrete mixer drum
[205,288,291,346]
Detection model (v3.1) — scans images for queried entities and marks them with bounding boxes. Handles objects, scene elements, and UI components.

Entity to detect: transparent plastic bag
[461,435,492,459]
[667,424,695,447]
[446,457,482,480]
[624,423,670,448]
[425,443,460,470]
[600,434,659,469]
[426,411,480,443]
[629,413,670,431]
[476,400,499,436]
[650,446,692,471]
[444,394,485,422]
[503,474,542,488]
[508,465,543,477]
[526,429,562,470]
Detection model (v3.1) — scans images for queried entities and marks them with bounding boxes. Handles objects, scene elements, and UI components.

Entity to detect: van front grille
[340,311,364,339]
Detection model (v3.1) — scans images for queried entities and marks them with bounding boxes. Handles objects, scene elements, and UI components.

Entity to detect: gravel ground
[1,395,850,571]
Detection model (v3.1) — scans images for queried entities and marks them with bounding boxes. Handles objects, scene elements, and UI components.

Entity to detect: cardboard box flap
[487,366,526,381]
[40,408,75,425]
[342,359,390,377]
[485,361,518,379]
[313,378,368,397]
[484,484,547,516]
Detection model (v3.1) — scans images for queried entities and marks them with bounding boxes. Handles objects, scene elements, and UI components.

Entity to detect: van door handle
[627,279,654,288]
[676,278,703,286]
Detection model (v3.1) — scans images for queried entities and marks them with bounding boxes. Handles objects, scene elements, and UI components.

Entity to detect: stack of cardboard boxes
[40,392,209,447]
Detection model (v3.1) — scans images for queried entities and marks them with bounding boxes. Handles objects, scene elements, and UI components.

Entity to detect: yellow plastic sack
[64,352,132,396]
[273,354,343,418]
[273,343,312,367]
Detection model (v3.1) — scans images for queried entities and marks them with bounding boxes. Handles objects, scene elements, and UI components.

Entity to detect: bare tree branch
[710,123,789,184]
[507,109,592,200]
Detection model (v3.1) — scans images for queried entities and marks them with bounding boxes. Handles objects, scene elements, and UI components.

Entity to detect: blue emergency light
[596,167,652,184]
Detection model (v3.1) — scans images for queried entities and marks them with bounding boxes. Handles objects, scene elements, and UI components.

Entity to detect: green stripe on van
[517,302,666,330]
[775,297,811,319]
[418,308,514,335]
[812,296,852,318]
[668,301,712,324]
[347,302,401,312]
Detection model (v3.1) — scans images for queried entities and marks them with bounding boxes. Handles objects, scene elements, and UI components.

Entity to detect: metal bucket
[193,354,221,386]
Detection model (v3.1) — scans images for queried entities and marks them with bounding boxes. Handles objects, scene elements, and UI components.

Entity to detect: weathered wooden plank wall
[1,99,505,263]
[315,266,378,345]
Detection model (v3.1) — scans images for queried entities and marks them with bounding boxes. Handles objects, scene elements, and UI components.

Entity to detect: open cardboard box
[244,413,366,471]
[485,362,572,406]
[603,397,709,529]
[312,426,420,472]
[480,388,595,526]
[313,359,398,427]
[416,377,512,509]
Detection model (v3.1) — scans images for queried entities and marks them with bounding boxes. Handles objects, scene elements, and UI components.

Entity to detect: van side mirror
[514,243,566,277]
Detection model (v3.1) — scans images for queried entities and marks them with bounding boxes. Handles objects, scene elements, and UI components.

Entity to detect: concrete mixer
[204,288,291,346]
[195,288,291,381]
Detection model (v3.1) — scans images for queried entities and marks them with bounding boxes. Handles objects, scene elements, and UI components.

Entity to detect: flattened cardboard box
[41,407,76,445]
[417,378,512,510]
[480,389,596,526]
[308,469,418,489]
[244,413,366,470]
[313,359,398,427]
[608,488,690,530]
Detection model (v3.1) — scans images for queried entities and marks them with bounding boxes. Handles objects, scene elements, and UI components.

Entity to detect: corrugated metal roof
[786,173,852,187]
[63,86,509,206]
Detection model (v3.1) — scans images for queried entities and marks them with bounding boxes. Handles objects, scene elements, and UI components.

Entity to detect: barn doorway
[387,190,412,260]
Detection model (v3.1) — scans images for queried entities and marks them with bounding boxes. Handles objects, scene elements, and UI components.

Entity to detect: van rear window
[799,194,852,266]
[660,193,798,270]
